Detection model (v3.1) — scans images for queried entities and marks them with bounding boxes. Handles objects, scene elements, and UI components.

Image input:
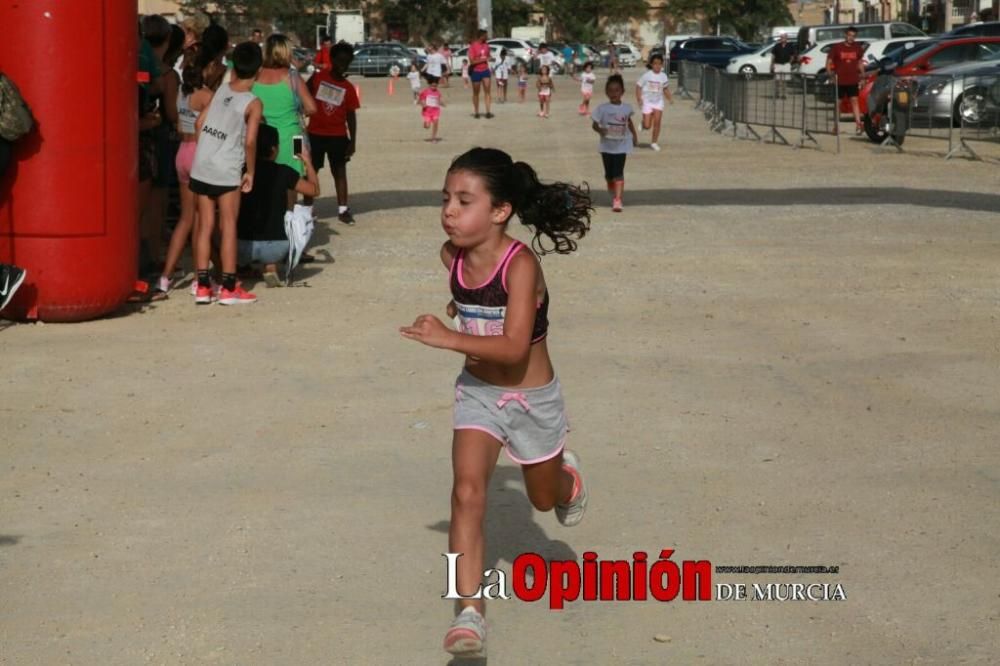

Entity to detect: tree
[539,0,649,43]
[177,0,333,44]
[663,0,793,41]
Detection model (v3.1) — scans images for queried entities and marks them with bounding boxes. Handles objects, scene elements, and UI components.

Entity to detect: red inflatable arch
[0,2,137,322]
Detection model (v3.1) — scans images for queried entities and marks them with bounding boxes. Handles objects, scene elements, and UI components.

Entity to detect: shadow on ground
[327,187,1000,215]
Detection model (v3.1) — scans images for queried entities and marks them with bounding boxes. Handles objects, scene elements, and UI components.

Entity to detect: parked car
[863,37,931,65]
[861,37,1000,142]
[944,21,1000,38]
[796,39,871,76]
[450,44,503,73]
[725,42,778,75]
[663,33,702,72]
[796,21,925,52]
[670,36,758,69]
[348,43,414,76]
[613,42,642,67]
[911,55,1000,127]
[488,37,534,66]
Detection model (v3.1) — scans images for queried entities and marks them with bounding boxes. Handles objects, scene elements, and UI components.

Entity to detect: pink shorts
[175,140,197,183]
[422,108,440,123]
[642,101,665,115]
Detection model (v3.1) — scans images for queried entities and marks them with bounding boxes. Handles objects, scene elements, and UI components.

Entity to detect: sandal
[126,280,168,303]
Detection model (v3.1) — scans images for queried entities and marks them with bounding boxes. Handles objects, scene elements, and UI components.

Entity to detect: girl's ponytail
[448,147,592,256]
[511,161,592,255]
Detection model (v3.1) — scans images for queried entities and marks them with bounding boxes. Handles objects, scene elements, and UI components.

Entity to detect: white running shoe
[650,142,661,152]
[556,449,588,526]
[443,606,486,657]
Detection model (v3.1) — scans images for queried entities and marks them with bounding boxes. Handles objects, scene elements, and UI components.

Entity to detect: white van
[770,26,798,40]
[796,22,925,51]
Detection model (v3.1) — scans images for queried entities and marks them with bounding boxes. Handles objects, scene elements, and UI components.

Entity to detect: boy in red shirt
[825,26,868,134]
[307,41,360,225]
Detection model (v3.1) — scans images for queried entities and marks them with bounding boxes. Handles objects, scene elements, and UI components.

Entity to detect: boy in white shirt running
[635,53,673,152]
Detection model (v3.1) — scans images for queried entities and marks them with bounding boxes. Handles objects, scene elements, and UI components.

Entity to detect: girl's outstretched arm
[401,251,538,366]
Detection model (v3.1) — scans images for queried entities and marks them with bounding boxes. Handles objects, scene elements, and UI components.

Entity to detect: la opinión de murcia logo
[443,552,846,608]
[444,550,712,609]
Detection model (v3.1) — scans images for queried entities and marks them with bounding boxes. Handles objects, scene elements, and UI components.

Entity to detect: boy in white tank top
[190,42,264,305]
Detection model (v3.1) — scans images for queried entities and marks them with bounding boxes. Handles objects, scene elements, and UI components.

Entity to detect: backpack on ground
[0,73,35,142]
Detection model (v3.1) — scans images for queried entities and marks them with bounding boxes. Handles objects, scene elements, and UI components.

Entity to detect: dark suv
[945,21,1000,38]
[669,37,758,69]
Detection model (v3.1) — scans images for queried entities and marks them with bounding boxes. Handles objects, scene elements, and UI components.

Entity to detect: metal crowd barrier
[682,63,840,152]
[876,71,999,160]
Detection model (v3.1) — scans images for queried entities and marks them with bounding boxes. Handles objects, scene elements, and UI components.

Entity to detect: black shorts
[189,177,238,197]
[309,134,350,171]
[837,83,859,99]
[601,152,627,182]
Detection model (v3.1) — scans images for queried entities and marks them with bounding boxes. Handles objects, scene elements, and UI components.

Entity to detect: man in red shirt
[307,41,361,225]
[468,30,494,119]
[825,25,868,133]
[313,35,332,74]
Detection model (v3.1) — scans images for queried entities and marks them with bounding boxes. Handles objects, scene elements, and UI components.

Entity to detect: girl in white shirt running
[574,61,597,115]
[635,53,673,152]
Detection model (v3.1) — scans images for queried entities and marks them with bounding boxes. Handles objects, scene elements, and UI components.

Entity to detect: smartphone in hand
[292,135,304,158]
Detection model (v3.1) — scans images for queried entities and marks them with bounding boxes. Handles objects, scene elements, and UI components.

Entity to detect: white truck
[327,9,365,46]
[511,25,546,43]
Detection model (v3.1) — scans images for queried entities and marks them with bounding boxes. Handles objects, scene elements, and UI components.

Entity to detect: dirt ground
[2,72,999,666]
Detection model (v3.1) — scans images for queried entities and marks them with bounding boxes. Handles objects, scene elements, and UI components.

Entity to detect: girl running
[493,49,509,103]
[635,53,673,152]
[592,73,638,212]
[516,64,528,103]
[418,76,445,142]
[536,65,554,118]
[400,147,592,658]
[574,61,596,115]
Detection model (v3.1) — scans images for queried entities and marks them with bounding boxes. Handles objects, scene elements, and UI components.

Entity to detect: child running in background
[399,147,593,659]
[635,53,673,152]
[516,64,528,102]
[493,49,509,103]
[307,40,361,225]
[592,73,637,213]
[419,76,445,142]
[190,42,264,305]
[461,59,470,88]
[159,50,213,294]
[407,63,422,103]
[536,65,554,118]
[574,61,596,115]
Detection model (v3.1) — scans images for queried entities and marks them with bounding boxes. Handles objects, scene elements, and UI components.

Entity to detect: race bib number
[581,82,593,94]
[540,87,551,96]
[605,123,626,140]
[645,81,663,96]
[316,81,346,107]
[426,96,440,108]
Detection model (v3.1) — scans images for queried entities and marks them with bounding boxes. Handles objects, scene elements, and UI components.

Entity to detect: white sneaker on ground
[556,449,588,526]
[443,606,486,657]
[650,142,661,152]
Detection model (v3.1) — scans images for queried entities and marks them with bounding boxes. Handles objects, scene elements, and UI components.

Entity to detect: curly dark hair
[448,147,592,255]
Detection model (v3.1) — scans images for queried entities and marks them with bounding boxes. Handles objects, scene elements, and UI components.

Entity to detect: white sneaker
[556,449,588,526]
[650,142,661,152]
[443,606,486,657]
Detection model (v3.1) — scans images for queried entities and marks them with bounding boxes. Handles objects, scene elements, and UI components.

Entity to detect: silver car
[911,56,1000,126]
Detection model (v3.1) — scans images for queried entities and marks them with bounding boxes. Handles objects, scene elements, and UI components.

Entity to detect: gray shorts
[454,369,569,465]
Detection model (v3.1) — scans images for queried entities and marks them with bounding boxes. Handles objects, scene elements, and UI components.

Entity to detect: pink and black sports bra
[449,240,550,344]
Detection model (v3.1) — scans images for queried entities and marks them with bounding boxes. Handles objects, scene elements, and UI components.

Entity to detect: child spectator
[307,41,361,226]
[190,42,264,305]
[237,124,320,287]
